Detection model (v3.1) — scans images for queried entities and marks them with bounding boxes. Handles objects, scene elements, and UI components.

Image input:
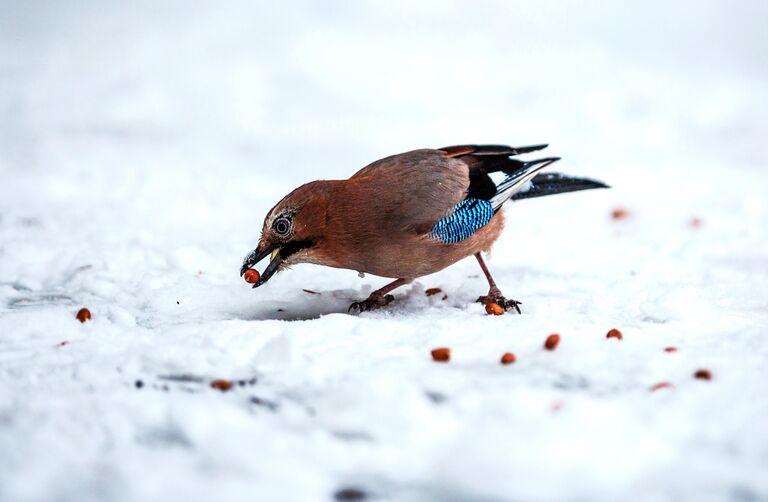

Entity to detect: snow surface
[1,1,767,501]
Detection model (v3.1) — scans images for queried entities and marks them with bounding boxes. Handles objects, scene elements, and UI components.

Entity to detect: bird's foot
[348,293,395,313]
[477,288,522,314]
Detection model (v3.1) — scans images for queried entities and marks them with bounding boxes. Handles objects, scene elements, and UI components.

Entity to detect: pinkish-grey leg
[475,252,522,314]
[349,278,411,312]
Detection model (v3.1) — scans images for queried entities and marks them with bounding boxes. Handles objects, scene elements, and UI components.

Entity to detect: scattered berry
[694,369,712,381]
[485,303,504,316]
[76,308,91,323]
[606,328,623,340]
[611,207,630,220]
[650,382,674,392]
[425,288,442,296]
[210,379,234,391]
[500,352,516,365]
[664,346,678,353]
[689,217,703,229]
[431,347,451,362]
[544,334,561,350]
[135,380,144,389]
[243,269,260,284]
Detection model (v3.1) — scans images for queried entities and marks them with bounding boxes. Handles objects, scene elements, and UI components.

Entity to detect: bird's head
[240,181,331,288]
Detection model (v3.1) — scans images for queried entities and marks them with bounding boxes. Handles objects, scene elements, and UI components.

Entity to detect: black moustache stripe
[279,240,314,259]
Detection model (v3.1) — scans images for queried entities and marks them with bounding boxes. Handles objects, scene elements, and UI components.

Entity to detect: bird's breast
[313,209,505,279]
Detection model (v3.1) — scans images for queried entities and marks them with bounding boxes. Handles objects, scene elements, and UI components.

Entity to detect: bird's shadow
[232,287,365,321]
[230,284,459,321]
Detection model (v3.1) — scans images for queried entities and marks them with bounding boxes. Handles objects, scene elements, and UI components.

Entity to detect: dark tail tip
[513,144,549,155]
[524,156,561,168]
[512,172,609,200]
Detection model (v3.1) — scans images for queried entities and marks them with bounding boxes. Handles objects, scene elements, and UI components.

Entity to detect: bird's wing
[425,144,559,243]
[438,144,560,211]
[346,146,559,244]
[348,149,471,233]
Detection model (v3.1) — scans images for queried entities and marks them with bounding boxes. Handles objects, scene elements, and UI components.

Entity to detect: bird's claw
[477,293,522,314]
[348,293,395,313]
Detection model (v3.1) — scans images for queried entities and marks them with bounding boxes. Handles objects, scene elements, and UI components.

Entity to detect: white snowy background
[1,1,767,501]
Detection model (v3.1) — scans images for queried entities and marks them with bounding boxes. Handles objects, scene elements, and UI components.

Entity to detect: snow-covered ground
[1,1,767,501]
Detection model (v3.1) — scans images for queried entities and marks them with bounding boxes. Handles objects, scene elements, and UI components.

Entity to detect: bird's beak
[240,246,283,288]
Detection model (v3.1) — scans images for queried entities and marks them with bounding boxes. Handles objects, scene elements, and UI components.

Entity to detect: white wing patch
[489,158,559,210]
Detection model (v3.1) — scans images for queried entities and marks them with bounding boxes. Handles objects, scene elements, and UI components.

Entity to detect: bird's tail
[490,157,561,211]
[511,172,609,201]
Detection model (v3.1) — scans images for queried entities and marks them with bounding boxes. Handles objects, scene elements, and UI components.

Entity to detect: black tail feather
[511,172,609,200]
[467,143,549,156]
[441,144,549,157]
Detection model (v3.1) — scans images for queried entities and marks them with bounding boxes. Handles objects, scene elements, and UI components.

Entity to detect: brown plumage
[241,144,607,312]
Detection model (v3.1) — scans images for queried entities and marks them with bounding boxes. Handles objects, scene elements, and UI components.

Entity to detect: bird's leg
[474,252,522,314]
[349,278,410,312]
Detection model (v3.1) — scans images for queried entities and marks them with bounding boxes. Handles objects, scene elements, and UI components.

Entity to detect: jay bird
[240,144,607,313]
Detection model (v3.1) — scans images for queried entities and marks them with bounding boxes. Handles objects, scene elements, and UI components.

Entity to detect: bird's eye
[272,217,291,236]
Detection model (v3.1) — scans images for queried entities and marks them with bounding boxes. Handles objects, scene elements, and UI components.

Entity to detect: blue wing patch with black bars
[429,198,494,244]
